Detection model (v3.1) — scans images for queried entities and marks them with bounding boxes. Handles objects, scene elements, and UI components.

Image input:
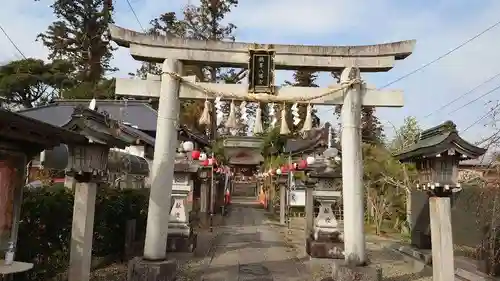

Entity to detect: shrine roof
[284,123,338,155]
[0,108,87,153]
[178,125,210,147]
[394,121,486,162]
[17,99,158,132]
[120,123,155,146]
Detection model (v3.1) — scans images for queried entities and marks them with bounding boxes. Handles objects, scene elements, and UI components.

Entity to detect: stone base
[390,244,432,265]
[127,257,177,281]
[331,261,382,281]
[306,236,344,259]
[166,232,197,253]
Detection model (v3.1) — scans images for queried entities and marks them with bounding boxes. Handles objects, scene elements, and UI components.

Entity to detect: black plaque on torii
[248,49,275,94]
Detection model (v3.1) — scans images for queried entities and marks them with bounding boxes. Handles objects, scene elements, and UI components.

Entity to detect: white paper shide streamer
[279,105,290,135]
[268,103,277,129]
[239,101,248,123]
[291,103,300,126]
[214,96,224,126]
[253,104,264,134]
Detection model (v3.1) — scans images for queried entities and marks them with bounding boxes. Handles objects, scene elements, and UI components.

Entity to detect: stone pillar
[200,179,209,214]
[340,67,366,265]
[68,181,97,281]
[143,59,182,260]
[209,176,216,214]
[429,197,454,281]
[280,184,286,225]
[305,180,316,238]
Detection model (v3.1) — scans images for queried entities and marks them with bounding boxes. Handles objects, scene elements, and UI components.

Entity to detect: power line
[462,103,500,132]
[124,0,145,31]
[380,19,500,89]
[446,83,500,116]
[0,22,26,59]
[423,71,500,119]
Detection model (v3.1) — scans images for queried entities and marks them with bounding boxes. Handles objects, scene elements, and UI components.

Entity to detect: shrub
[14,185,149,281]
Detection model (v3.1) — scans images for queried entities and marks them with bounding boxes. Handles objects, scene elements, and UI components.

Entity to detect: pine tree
[37,0,116,99]
[361,107,385,144]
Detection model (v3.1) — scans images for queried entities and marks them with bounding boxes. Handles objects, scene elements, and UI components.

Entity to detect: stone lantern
[0,109,87,275]
[197,166,211,225]
[305,147,344,259]
[166,145,199,252]
[306,168,343,259]
[394,120,486,281]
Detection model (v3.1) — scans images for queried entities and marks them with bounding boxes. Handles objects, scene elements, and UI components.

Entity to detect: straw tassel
[225,100,238,129]
[198,100,211,126]
[279,104,290,135]
[301,104,313,132]
[253,105,264,134]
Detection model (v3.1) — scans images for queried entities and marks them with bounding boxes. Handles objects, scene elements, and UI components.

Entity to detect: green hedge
[14,185,149,281]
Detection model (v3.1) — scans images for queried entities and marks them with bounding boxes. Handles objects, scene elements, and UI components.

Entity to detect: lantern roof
[177,125,210,148]
[108,149,150,175]
[394,120,486,162]
[0,108,87,155]
[174,159,199,173]
[61,105,128,149]
[308,166,342,179]
[284,123,339,155]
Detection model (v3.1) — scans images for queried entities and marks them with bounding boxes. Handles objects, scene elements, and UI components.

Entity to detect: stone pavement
[279,217,434,281]
[198,197,311,281]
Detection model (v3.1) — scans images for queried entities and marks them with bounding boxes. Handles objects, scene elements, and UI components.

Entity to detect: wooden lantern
[395,121,486,196]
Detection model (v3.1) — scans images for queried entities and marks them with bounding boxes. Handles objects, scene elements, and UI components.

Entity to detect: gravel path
[279,217,433,281]
[90,202,432,281]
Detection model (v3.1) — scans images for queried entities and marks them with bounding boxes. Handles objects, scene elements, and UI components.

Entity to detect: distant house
[459,148,499,184]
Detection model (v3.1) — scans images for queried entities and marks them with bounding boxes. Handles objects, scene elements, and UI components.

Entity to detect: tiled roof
[17,99,158,131]
[394,121,486,161]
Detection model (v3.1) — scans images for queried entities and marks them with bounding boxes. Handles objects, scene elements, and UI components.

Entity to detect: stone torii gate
[109,24,415,277]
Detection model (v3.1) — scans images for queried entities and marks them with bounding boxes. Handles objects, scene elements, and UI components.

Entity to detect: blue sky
[2,0,500,142]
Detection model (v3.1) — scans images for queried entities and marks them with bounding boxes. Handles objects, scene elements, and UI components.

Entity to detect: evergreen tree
[37,0,116,98]
[361,107,385,144]
[334,103,385,144]
[137,0,245,135]
[0,58,76,108]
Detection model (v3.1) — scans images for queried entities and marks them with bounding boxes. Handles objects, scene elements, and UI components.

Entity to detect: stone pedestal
[68,181,97,281]
[307,189,344,259]
[167,173,196,252]
[127,257,177,281]
[331,261,382,281]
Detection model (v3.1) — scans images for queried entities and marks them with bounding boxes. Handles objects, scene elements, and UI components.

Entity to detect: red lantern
[201,159,209,166]
[191,150,201,160]
[281,166,288,173]
[289,163,296,171]
[298,160,307,170]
